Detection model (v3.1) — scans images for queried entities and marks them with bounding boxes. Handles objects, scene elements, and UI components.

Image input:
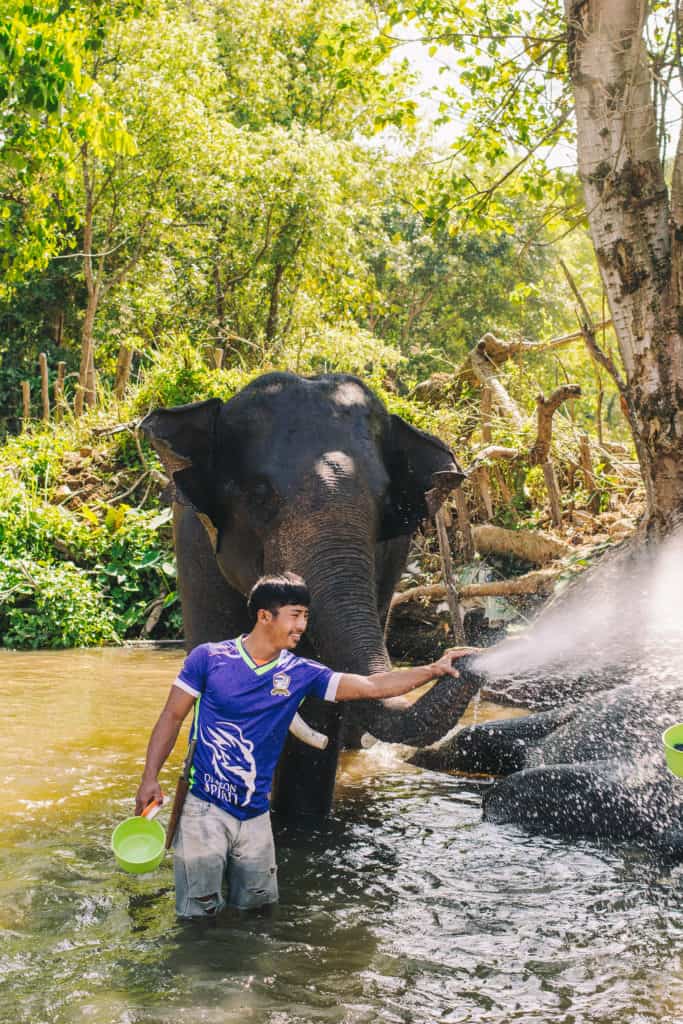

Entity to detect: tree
[566,0,683,534]
[387,0,682,535]
[70,3,226,411]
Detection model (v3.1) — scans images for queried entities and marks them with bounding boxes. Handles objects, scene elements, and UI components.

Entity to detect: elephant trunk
[362,655,484,746]
[265,509,390,677]
[266,510,390,816]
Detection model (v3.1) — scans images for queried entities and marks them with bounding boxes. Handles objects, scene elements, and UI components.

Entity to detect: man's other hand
[135,777,163,816]
[430,647,480,678]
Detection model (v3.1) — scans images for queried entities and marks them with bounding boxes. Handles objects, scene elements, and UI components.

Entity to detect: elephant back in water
[413,674,683,854]
[141,371,469,818]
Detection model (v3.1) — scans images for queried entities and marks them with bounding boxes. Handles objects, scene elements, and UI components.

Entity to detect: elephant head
[141,372,473,814]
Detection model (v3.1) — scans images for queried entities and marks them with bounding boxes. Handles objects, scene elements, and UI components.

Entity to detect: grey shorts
[173,792,278,917]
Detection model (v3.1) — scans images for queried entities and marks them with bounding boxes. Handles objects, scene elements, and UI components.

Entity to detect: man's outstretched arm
[135,687,196,813]
[335,648,478,702]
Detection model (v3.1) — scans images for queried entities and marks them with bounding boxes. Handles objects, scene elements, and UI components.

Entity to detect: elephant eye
[246,477,281,521]
[252,480,269,498]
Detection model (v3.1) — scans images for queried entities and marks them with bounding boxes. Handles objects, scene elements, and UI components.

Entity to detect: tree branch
[559,258,626,392]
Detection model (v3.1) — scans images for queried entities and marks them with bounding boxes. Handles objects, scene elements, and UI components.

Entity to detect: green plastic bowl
[111,815,166,874]
[662,723,683,778]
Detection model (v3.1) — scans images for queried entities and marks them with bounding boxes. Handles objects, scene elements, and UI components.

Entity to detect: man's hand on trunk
[430,647,480,679]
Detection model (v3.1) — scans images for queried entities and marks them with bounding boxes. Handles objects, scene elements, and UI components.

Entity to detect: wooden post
[474,467,494,520]
[579,433,600,513]
[39,352,50,421]
[476,385,494,519]
[529,385,581,528]
[541,461,563,527]
[114,346,134,400]
[434,507,466,644]
[495,471,512,503]
[54,361,66,422]
[453,487,475,561]
[213,347,224,370]
[21,381,30,427]
[481,384,492,443]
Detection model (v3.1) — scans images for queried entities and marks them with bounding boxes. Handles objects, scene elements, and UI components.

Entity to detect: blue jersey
[173,636,340,819]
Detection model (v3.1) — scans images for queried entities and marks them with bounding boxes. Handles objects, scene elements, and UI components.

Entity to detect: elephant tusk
[289,712,329,750]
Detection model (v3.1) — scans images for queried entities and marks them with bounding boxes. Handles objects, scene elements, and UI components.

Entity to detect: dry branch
[470,445,520,467]
[529,384,581,528]
[529,385,582,465]
[413,320,612,411]
[559,259,626,394]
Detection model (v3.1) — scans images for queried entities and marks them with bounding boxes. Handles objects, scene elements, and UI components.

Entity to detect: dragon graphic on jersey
[200,720,257,806]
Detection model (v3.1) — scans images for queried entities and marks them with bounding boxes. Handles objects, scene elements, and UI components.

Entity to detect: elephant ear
[381,414,466,539]
[139,398,224,536]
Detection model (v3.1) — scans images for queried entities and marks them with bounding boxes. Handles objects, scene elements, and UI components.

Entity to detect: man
[136,572,473,919]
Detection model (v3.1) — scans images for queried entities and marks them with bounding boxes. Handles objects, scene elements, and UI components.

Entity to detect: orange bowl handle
[141,795,164,820]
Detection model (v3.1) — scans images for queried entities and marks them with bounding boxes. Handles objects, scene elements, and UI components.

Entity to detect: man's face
[261,604,309,649]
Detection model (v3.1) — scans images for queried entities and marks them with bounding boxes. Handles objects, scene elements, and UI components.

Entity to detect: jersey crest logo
[271,672,291,697]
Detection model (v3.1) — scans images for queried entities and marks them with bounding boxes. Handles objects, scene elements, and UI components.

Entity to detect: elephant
[411,663,683,856]
[140,371,480,819]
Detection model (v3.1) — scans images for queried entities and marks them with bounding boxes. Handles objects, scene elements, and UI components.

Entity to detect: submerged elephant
[141,371,478,818]
[412,667,683,855]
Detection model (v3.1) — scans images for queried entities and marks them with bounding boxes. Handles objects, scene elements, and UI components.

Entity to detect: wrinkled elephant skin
[412,676,683,854]
[141,372,469,819]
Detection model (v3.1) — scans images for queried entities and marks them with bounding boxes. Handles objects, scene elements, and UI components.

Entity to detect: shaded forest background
[0,0,664,647]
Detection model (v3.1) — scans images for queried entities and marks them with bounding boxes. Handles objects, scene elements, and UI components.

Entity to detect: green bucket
[112,798,166,874]
[662,724,683,778]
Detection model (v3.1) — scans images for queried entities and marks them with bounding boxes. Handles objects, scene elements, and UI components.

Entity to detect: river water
[1,648,681,1024]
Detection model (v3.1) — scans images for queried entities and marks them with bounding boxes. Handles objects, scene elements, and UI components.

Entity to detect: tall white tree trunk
[565,0,683,534]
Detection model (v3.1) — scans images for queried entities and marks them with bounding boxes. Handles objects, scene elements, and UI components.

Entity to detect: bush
[0,467,180,646]
[0,557,119,648]
[130,333,257,414]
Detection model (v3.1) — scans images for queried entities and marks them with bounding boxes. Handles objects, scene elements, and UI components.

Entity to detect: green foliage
[0,435,179,647]
[0,0,646,650]
[0,0,136,294]
[0,556,118,649]
[130,335,257,412]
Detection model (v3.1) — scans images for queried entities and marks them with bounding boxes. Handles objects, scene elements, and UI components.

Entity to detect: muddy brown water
[0,648,681,1024]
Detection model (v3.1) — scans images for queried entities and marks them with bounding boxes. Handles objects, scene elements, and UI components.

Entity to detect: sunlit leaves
[0,1,136,295]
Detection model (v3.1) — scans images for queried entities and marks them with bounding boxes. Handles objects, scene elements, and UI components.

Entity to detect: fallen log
[472,523,570,564]
[470,334,525,429]
[414,324,612,409]
[390,567,561,608]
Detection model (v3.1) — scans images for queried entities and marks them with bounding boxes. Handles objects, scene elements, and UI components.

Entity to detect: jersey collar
[236,635,282,676]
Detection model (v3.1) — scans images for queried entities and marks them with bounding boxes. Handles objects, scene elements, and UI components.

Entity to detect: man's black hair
[247,572,310,618]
